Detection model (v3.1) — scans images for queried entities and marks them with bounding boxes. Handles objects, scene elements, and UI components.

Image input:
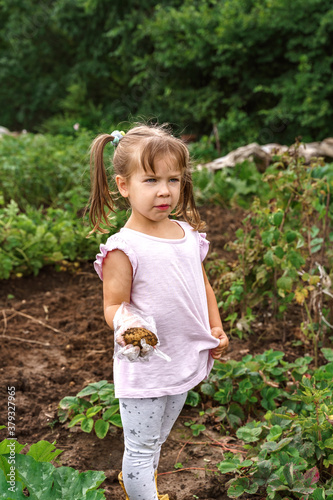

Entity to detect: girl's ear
[115,175,129,198]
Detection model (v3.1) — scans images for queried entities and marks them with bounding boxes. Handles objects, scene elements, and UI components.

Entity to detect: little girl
[89,124,229,500]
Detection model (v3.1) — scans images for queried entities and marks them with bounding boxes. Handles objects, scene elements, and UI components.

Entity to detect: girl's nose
[157,182,170,196]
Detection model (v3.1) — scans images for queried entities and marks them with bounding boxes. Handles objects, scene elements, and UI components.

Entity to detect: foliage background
[1,0,333,283]
[1,0,333,151]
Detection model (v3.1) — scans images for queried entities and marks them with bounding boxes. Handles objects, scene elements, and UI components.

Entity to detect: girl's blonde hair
[88,123,203,233]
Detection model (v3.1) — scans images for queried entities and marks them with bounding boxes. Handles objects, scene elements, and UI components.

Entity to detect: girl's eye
[170,178,180,183]
[145,178,156,183]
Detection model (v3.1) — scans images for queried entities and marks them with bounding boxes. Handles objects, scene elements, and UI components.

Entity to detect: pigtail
[175,168,206,231]
[88,134,116,234]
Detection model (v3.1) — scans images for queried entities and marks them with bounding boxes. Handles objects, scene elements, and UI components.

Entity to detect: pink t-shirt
[94,220,219,398]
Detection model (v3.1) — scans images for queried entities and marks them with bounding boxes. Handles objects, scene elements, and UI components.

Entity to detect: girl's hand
[210,327,229,359]
[115,333,126,347]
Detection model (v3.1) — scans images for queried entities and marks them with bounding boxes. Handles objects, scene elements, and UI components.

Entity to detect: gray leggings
[119,392,187,500]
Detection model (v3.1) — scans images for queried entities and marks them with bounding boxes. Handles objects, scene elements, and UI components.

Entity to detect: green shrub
[187,349,333,498]
[0,131,129,278]
[0,132,93,210]
[0,201,109,278]
[1,0,333,148]
[192,161,268,208]
[206,144,333,360]
[222,364,333,498]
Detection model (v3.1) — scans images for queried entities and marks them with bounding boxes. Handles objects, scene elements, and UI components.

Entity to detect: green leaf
[267,476,289,493]
[108,414,122,428]
[273,211,283,226]
[67,414,85,428]
[214,381,233,404]
[98,384,116,399]
[310,487,325,500]
[277,276,293,292]
[301,375,312,388]
[227,481,246,498]
[14,454,55,495]
[174,462,183,470]
[201,383,216,397]
[14,453,106,499]
[0,469,26,500]
[261,386,281,411]
[310,237,324,250]
[274,246,285,258]
[94,420,109,439]
[58,397,80,410]
[262,437,293,452]
[286,231,297,243]
[324,438,333,449]
[264,250,275,267]
[296,236,305,249]
[190,424,206,436]
[236,425,262,443]
[283,463,294,489]
[257,459,273,479]
[287,251,305,269]
[227,403,245,429]
[57,408,69,424]
[217,460,239,473]
[267,425,283,442]
[77,381,108,398]
[321,348,333,362]
[86,406,103,418]
[262,230,274,247]
[0,440,26,455]
[27,440,63,463]
[241,460,254,468]
[292,482,316,495]
[227,477,252,498]
[102,405,119,421]
[246,482,259,494]
[81,418,94,433]
[185,390,200,407]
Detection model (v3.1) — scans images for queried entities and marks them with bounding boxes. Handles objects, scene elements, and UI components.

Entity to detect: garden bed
[0,205,317,499]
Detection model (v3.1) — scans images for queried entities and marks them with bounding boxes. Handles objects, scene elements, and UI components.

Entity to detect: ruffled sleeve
[199,232,210,261]
[94,234,138,281]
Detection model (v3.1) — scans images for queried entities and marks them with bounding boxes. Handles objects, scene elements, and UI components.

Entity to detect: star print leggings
[119,392,188,500]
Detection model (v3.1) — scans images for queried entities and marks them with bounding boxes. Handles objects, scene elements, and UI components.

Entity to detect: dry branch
[1,308,64,334]
[1,335,53,347]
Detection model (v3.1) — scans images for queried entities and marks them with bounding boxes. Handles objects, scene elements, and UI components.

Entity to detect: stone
[201,138,333,171]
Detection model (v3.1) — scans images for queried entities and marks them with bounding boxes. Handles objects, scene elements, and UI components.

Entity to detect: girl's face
[116,156,182,228]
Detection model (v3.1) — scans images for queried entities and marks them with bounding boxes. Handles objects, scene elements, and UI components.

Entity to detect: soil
[0,205,312,500]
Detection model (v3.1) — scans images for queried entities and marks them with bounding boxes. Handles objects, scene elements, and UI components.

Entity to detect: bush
[1,0,333,149]
[192,161,268,209]
[0,131,93,211]
[206,144,333,362]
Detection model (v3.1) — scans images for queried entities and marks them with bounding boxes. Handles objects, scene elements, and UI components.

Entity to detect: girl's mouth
[155,204,170,211]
